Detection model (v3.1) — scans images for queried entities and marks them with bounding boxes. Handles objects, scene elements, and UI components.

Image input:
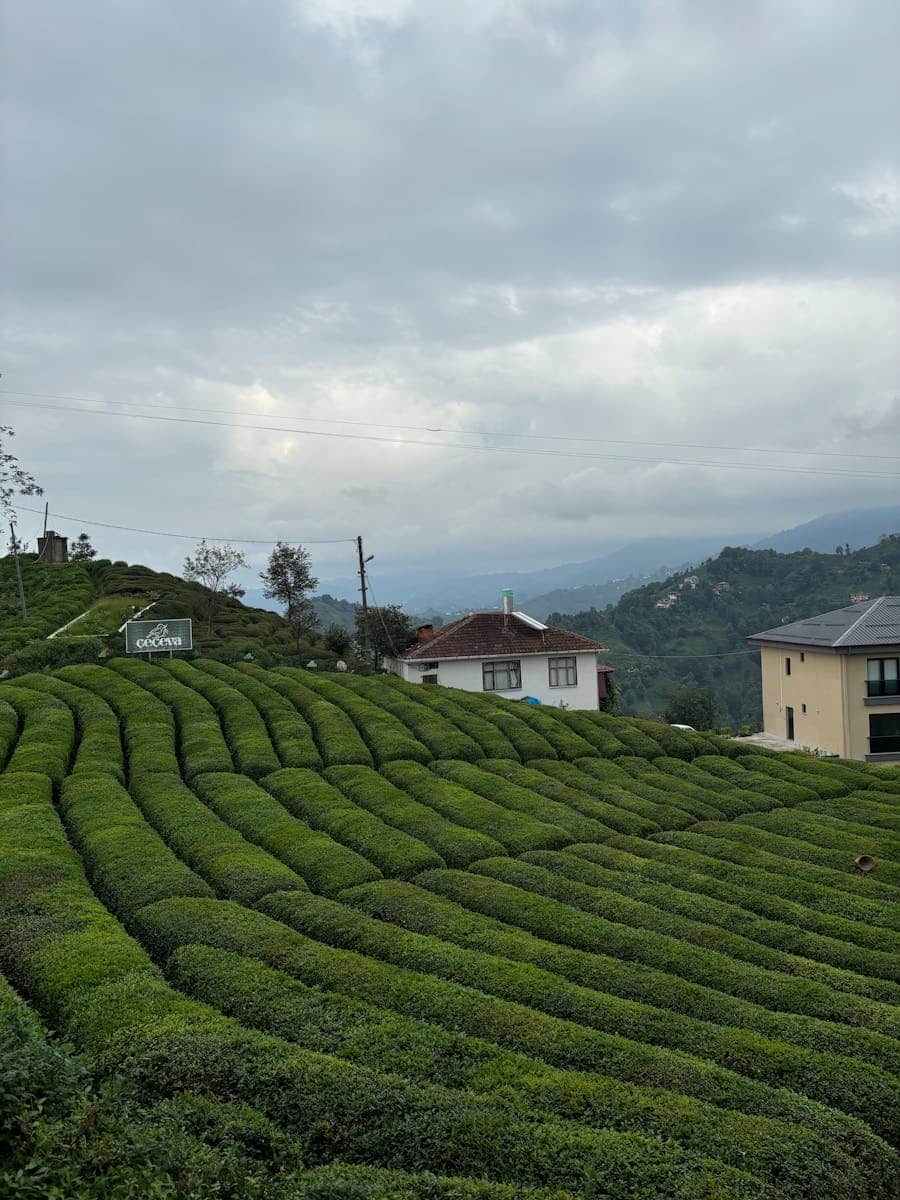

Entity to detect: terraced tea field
[2,659,898,1198]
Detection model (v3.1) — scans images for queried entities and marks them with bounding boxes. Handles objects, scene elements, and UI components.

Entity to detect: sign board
[125,618,193,654]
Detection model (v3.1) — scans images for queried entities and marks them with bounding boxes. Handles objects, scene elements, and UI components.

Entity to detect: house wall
[759,644,900,759]
[385,650,600,710]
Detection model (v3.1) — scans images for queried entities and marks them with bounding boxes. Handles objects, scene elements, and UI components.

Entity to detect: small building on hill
[747,596,900,761]
[384,594,608,710]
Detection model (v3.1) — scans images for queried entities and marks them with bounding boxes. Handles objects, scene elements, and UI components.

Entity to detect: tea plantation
[2,660,898,1198]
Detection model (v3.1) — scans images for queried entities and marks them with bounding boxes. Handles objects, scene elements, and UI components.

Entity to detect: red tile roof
[400,612,607,661]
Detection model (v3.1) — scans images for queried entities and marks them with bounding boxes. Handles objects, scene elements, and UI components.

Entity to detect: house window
[548,656,577,687]
[867,657,900,697]
[785,657,791,676]
[421,674,438,685]
[869,712,900,754]
[483,659,522,691]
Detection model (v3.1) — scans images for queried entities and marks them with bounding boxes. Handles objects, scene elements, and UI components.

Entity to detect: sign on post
[125,618,193,655]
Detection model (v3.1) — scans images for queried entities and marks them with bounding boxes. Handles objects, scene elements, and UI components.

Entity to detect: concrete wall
[759,644,900,759]
[385,650,600,710]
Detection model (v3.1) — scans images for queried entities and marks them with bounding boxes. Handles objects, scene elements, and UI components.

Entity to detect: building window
[421,674,438,685]
[801,703,807,714]
[785,657,791,676]
[483,659,522,691]
[548,656,577,687]
[867,658,900,697]
[869,712,900,754]
[800,653,805,663]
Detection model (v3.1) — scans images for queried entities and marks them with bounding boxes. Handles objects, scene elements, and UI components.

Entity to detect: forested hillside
[553,535,900,729]
[2,661,898,1197]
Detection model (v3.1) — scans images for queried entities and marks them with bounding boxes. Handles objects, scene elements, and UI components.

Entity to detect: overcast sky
[2,0,898,596]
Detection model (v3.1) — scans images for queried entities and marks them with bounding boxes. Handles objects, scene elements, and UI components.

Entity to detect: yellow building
[747,596,900,762]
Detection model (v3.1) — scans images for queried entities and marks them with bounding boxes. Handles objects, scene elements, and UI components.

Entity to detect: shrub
[237,662,372,766]
[749,751,860,798]
[160,659,280,778]
[191,772,381,896]
[324,765,501,867]
[60,773,213,915]
[263,768,443,878]
[2,633,105,675]
[383,675,520,759]
[166,943,885,1200]
[539,708,629,757]
[476,699,596,761]
[589,714,663,758]
[0,699,17,769]
[613,756,727,819]
[624,719,699,760]
[537,758,693,829]
[693,754,821,806]
[330,673,484,762]
[262,886,898,1132]
[134,895,896,1158]
[463,857,899,1027]
[131,772,306,903]
[440,689,558,760]
[110,657,233,779]
[0,685,75,784]
[475,759,658,836]
[12,672,124,782]
[649,757,777,817]
[194,659,322,768]
[57,664,180,779]
[430,759,617,842]
[381,760,570,854]
[0,557,93,658]
[800,796,900,831]
[736,808,900,863]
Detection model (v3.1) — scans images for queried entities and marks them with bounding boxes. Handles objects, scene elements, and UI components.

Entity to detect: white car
[670,723,695,732]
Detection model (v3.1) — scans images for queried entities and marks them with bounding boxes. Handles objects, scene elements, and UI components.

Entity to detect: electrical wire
[364,572,401,659]
[3,387,898,461]
[5,397,900,480]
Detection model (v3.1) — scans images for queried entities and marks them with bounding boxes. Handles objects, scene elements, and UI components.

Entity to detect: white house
[384,597,609,710]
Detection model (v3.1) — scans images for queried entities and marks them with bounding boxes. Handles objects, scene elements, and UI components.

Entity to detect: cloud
[1,0,898,596]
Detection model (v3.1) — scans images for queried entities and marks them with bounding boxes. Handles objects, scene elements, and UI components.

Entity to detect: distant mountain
[553,533,900,730]
[753,505,900,554]
[519,575,659,621]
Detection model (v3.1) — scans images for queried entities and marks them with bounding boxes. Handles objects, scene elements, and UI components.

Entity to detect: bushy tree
[260,542,319,653]
[324,623,352,655]
[183,541,247,632]
[69,532,97,561]
[0,425,42,523]
[663,685,718,730]
[355,603,416,665]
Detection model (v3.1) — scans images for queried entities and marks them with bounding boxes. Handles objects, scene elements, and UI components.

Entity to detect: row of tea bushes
[550,758,697,828]
[0,557,93,657]
[613,757,729,820]
[649,756,779,816]
[383,675,520,759]
[191,772,380,896]
[263,768,443,877]
[690,755,820,807]
[0,699,17,770]
[12,672,124,781]
[1,684,74,784]
[800,795,900,830]
[195,659,322,768]
[735,808,900,862]
[539,708,631,757]
[435,688,558,760]
[238,663,373,766]
[477,696,597,761]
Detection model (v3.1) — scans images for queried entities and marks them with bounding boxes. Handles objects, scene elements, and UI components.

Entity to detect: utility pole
[357,535,373,662]
[9,523,27,619]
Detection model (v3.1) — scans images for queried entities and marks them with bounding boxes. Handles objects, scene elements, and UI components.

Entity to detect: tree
[355,603,417,665]
[183,540,247,632]
[69,532,97,561]
[259,542,319,653]
[663,685,718,731]
[324,623,352,656]
[0,425,42,523]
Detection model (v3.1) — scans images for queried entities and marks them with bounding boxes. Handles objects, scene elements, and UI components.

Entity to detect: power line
[608,646,759,659]
[3,387,898,462]
[5,397,900,481]
[10,504,356,545]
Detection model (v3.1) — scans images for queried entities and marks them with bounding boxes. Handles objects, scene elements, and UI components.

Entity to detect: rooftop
[747,595,900,650]
[399,610,607,661]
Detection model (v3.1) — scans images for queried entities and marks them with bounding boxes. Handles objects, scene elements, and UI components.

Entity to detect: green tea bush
[383,675,520,759]
[519,848,899,987]
[131,772,306,903]
[0,557,93,657]
[2,633,106,675]
[0,685,75,784]
[566,838,900,954]
[539,708,629,756]
[650,757,777,817]
[135,895,895,1154]
[381,760,570,854]
[284,670,432,764]
[12,672,124,782]
[161,659,280,778]
[477,698,596,761]
[614,757,727,820]
[263,768,443,878]
[592,713,663,757]
[57,664,180,779]
[463,857,900,1027]
[167,943,886,1200]
[625,719,699,760]
[194,659,322,768]
[475,759,658,835]
[783,751,900,795]
[262,886,898,1132]
[692,753,821,805]
[561,758,697,828]
[430,759,617,841]
[191,772,380,896]
[800,795,900,831]
[440,689,558,760]
[328,673,484,762]
[749,751,859,798]
[325,765,502,866]
[110,657,233,779]
[238,663,372,766]
[0,699,17,769]
[60,773,213,915]
[737,808,900,863]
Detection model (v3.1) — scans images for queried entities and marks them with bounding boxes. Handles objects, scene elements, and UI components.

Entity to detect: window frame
[869,711,900,754]
[548,655,578,688]
[867,657,900,697]
[482,659,522,692]
[785,656,791,676]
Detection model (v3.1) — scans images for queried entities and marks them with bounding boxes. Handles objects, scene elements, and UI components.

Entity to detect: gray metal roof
[747,596,900,649]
